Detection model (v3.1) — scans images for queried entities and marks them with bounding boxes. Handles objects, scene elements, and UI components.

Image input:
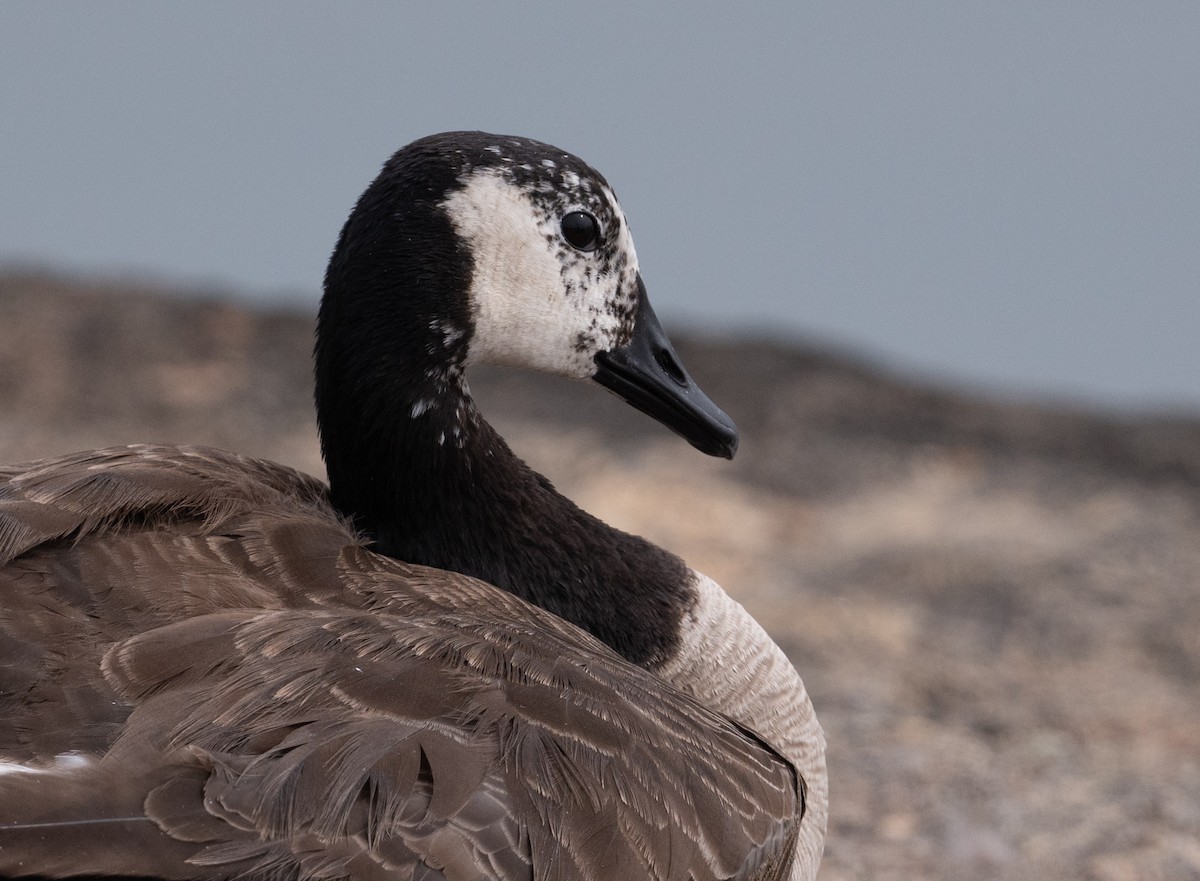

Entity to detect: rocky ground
[2,269,1199,880]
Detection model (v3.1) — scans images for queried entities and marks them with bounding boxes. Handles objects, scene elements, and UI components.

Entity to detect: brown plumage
[0,445,800,881]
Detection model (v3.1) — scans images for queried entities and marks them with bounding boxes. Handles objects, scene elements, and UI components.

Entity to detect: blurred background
[3,1,1199,410]
[3,4,1200,880]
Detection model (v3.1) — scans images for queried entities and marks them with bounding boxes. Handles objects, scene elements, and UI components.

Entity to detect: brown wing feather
[0,446,801,881]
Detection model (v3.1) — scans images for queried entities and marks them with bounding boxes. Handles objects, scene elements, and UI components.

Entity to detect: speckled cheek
[444,165,645,379]
[600,198,642,350]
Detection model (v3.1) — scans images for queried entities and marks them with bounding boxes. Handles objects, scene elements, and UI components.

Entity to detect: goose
[0,132,827,881]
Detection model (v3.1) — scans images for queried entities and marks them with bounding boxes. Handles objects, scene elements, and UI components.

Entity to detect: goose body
[0,133,826,881]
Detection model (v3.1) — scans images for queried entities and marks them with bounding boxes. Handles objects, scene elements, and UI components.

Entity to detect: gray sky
[3,2,1198,411]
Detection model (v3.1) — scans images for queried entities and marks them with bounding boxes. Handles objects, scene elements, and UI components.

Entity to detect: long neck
[316,175,693,667]
[319,365,692,667]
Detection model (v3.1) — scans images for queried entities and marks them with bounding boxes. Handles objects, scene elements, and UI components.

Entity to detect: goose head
[317,131,737,463]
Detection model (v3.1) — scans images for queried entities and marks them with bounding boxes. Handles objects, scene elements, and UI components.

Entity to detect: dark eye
[561,211,601,252]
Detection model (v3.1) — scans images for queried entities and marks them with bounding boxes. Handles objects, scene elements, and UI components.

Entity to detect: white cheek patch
[441,170,640,379]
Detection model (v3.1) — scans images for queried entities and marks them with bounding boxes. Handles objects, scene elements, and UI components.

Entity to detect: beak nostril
[655,348,688,388]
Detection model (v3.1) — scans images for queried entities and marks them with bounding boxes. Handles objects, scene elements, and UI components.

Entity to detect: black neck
[315,149,692,667]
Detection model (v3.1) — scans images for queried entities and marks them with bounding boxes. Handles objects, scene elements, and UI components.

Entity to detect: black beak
[593,276,738,459]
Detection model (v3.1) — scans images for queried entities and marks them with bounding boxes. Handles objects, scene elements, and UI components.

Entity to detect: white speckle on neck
[428,318,465,349]
[485,145,502,155]
[410,399,433,418]
[437,431,445,446]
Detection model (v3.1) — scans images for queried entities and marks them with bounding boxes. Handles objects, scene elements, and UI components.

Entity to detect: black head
[317,131,738,473]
